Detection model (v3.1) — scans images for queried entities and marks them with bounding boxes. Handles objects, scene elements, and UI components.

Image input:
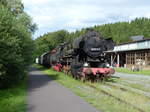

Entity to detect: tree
[0,0,37,88]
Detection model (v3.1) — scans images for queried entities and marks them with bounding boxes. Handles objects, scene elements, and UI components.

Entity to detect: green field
[0,79,26,112]
[34,64,150,112]
[115,68,150,76]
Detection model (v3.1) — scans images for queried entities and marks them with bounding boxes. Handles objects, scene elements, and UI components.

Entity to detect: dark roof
[130,35,144,41]
[117,38,150,46]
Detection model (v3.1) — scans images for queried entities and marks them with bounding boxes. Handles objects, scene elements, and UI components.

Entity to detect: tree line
[0,0,37,88]
[34,17,150,57]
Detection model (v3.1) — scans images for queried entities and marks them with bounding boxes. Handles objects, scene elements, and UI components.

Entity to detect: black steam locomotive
[36,29,115,81]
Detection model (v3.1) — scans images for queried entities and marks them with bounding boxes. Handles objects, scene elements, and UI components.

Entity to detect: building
[107,38,150,70]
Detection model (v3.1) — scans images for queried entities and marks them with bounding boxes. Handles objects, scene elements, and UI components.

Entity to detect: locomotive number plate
[91,48,101,51]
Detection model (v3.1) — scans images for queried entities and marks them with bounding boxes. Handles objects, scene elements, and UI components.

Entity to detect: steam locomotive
[36,29,115,81]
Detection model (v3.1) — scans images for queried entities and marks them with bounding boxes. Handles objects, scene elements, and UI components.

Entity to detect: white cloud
[22,0,150,38]
[22,0,50,5]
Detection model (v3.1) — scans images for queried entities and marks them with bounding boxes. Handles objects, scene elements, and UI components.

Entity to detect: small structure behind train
[107,37,150,70]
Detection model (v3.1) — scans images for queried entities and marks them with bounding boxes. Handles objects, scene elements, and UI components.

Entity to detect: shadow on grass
[48,73,60,80]
[104,76,120,83]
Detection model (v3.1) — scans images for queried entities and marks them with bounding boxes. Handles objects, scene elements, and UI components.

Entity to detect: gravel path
[27,67,99,112]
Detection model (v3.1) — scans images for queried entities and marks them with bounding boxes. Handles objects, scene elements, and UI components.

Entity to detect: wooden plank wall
[125,50,150,70]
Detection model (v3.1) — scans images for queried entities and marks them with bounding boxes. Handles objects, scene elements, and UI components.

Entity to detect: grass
[117,80,150,93]
[0,78,27,112]
[33,64,150,112]
[93,83,150,112]
[115,67,150,76]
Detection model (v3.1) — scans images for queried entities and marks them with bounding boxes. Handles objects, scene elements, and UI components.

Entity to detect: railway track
[104,82,150,99]
[86,83,145,112]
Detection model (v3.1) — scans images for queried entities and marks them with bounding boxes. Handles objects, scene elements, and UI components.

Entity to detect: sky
[22,0,150,39]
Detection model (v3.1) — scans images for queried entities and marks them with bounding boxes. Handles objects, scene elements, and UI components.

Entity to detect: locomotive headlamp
[84,62,89,67]
[106,63,110,67]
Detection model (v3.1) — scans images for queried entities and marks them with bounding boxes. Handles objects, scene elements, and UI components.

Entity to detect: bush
[0,4,34,88]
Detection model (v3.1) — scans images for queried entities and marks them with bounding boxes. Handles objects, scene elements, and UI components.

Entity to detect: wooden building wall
[109,49,150,70]
[125,50,150,70]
